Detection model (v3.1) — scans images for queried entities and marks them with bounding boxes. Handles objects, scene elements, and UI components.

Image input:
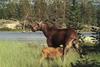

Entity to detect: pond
[0,31,46,41]
[0,31,98,41]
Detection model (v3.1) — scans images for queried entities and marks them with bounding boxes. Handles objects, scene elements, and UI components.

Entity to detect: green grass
[0,40,100,67]
[0,40,43,67]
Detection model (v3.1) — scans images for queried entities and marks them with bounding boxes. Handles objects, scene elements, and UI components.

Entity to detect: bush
[0,27,22,32]
[0,27,13,31]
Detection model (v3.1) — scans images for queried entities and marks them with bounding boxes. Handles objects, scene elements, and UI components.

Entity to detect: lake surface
[0,31,98,41]
[0,31,46,41]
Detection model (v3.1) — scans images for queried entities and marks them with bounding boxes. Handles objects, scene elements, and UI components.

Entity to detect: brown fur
[30,22,80,56]
[40,47,63,63]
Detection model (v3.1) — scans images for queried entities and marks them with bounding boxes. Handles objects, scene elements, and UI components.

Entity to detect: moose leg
[61,39,74,61]
[64,39,74,55]
[61,45,66,61]
[73,40,83,58]
[47,39,53,47]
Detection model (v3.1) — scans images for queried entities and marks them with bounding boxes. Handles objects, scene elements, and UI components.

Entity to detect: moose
[29,22,82,57]
[40,47,63,63]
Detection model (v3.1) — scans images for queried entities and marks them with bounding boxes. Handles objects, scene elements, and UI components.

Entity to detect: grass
[0,40,100,67]
[0,40,43,67]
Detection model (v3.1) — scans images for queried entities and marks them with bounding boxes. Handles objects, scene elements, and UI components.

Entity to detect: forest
[0,0,100,31]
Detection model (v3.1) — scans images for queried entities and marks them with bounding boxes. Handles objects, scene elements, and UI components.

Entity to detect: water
[0,31,98,40]
[0,31,99,45]
[0,31,46,41]
[79,32,98,37]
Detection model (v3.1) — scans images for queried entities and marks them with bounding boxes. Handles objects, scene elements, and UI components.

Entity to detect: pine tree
[33,0,47,21]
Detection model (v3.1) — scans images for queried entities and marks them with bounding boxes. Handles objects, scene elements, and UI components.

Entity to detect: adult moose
[29,21,82,57]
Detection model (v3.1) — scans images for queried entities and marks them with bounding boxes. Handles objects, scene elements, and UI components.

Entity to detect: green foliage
[33,0,47,21]
[0,27,22,32]
[0,27,13,31]
[19,0,33,18]
[0,41,42,67]
[0,0,99,31]
[0,40,79,67]
[96,8,100,27]
[0,40,100,67]
[67,1,82,29]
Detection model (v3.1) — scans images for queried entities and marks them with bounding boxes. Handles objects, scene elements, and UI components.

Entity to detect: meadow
[0,40,100,67]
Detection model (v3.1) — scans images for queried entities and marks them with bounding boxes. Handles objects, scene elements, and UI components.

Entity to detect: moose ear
[38,21,43,25]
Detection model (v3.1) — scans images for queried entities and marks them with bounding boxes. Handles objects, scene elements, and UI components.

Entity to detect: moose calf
[40,47,63,63]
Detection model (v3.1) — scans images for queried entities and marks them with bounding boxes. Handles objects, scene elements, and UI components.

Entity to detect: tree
[45,0,70,28]
[80,1,97,26]
[6,3,17,19]
[96,9,100,27]
[66,0,83,30]
[19,0,33,19]
[33,0,47,21]
[0,3,9,19]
